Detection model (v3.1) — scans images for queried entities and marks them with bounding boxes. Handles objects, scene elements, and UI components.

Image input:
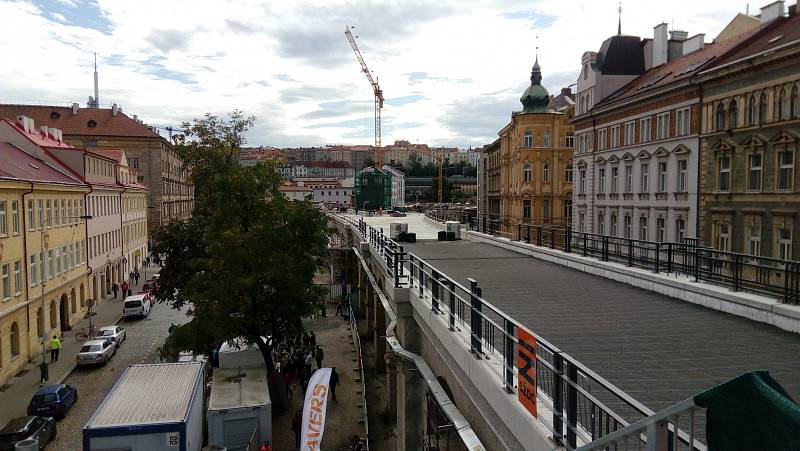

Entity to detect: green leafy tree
[152,111,330,411]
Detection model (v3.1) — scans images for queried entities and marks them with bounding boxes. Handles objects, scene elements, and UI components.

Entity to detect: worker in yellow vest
[50,335,61,362]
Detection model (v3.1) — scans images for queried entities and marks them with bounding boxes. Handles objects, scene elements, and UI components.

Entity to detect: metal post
[431,270,440,312]
[667,243,673,273]
[565,227,572,253]
[517,223,521,241]
[468,278,481,356]
[448,280,456,330]
[655,242,660,274]
[566,361,578,449]
[552,352,564,443]
[526,225,531,244]
[536,226,542,246]
[583,233,588,257]
[503,318,514,393]
[733,254,741,292]
[627,238,633,267]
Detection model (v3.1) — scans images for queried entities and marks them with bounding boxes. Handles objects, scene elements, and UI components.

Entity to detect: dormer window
[87,119,97,127]
[50,111,60,119]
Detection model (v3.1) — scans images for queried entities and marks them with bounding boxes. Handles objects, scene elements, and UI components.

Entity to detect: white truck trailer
[83,362,206,451]
[207,366,271,451]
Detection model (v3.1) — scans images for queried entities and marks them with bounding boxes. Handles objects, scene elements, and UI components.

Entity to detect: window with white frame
[776,222,792,260]
[523,200,531,219]
[625,165,633,192]
[47,250,54,279]
[658,161,668,192]
[11,200,19,234]
[579,169,586,194]
[639,216,648,240]
[611,125,620,148]
[0,201,6,236]
[598,168,606,193]
[657,113,670,140]
[640,163,649,192]
[13,261,21,295]
[544,129,551,147]
[747,221,761,257]
[30,254,37,287]
[640,117,652,142]
[598,213,605,235]
[523,164,532,183]
[598,129,608,150]
[777,145,794,191]
[656,217,665,242]
[747,151,762,192]
[566,133,574,148]
[624,214,632,238]
[2,263,9,300]
[543,199,550,218]
[610,213,618,236]
[676,218,686,242]
[37,200,43,229]
[563,200,572,219]
[579,213,585,232]
[55,248,61,275]
[565,165,573,182]
[716,222,731,252]
[611,167,618,193]
[543,164,550,183]
[624,121,635,146]
[676,107,691,136]
[524,129,532,148]
[677,160,687,192]
[718,155,731,191]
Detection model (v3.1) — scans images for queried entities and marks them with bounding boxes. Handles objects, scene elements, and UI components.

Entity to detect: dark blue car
[26,384,78,419]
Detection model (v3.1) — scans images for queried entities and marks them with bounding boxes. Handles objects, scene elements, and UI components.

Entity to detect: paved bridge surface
[404,238,800,412]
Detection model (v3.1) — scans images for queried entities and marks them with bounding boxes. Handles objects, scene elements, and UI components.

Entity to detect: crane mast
[345,26,384,168]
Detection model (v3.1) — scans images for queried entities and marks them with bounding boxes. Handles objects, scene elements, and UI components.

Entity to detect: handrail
[348,294,370,450]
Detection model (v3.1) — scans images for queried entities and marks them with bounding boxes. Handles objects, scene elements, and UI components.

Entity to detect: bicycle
[74,324,97,342]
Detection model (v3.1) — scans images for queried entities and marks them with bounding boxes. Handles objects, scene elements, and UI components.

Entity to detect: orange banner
[517,326,537,417]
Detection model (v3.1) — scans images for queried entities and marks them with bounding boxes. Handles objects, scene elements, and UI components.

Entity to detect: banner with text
[517,326,538,418]
[300,368,332,451]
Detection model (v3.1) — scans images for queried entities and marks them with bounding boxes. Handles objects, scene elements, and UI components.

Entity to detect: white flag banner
[300,367,332,451]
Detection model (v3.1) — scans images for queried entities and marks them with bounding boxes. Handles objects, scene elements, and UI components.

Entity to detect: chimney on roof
[761,1,786,24]
[41,125,49,137]
[16,116,34,134]
[72,103,79,114]
[133,114,138,122]
[653,23,669,66]
[112,103,118,116]
[669,30,688,41]
[682,34,706,54]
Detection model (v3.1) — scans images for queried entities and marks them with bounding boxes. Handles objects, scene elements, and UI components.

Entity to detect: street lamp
[39,214,92,382]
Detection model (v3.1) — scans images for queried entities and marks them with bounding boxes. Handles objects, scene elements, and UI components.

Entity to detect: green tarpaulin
[693,371,800,451]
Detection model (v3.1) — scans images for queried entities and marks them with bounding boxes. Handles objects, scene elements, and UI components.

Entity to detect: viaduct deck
[404,238,800,412]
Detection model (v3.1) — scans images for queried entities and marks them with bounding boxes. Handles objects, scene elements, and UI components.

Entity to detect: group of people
[110,269,140,300]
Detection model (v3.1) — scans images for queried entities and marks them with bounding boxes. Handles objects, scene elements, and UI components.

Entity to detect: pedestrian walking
[112,282,119,299]
[315,345,324,369]
[330,367,339,402]
[134,270,140,285]
[304,352,313,378]
[309,331,316,349]
[121,281,129,298]
[49,335,61,362]
[129,271,135,283]
[335,297,343,316]
[292,410,302,448]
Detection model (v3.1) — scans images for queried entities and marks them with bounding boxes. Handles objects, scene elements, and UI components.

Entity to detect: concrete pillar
[397,359,424,451]
[374,300,386,373]
[386,355,399,424]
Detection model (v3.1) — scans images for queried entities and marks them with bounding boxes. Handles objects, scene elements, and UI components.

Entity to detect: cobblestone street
[45,301,190,450]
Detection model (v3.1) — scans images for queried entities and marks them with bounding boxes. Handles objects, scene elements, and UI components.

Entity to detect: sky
[0,0,750,148]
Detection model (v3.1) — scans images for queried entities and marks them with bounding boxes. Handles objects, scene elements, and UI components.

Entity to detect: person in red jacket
[259,441,271,451]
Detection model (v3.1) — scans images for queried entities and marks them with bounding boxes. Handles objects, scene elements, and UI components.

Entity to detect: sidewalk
[271,312,367,450]
[0,268,156,427]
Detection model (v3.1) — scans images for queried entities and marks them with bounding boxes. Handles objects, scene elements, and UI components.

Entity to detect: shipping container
[207,367,271,451]
[83,362,206,451]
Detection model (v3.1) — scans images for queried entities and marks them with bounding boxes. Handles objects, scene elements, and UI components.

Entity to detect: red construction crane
[345,25,384,168]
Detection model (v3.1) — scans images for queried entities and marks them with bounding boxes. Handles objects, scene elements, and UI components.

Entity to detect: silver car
[76,339,116,366]
[96,326,126,347]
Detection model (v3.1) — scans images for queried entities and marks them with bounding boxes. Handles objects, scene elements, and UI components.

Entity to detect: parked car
[26,384,77,419]
[96,326,126,347]
[76,339,116,366]
[141,278,159,293]
[0,416,56,450]
[123,294,151,320]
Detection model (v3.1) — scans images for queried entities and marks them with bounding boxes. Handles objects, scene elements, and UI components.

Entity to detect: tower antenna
[618,2,622,35]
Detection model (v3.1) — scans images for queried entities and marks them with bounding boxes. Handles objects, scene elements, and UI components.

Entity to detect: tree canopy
[153,111,330,376]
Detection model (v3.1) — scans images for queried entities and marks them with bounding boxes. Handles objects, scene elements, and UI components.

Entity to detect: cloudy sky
[1,0,748,147]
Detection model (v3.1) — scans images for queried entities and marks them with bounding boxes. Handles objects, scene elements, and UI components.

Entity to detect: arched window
[49,300,57,329]
[729,100,738,129]
[759,93,768,124]
[10,322,20,356]
[747,95,757,125]
[778,88,787,120]
[715,103,726,130]
[523,164,532,183]
[791,86,798,119]
[36,307,43,337]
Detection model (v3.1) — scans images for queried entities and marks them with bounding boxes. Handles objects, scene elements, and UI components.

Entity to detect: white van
[123,294,151,320]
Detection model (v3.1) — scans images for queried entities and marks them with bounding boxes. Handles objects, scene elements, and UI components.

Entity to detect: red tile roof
[0,142,85,186]
[701,14,800,72]
[0,117,73,149]
[0,104,162,138]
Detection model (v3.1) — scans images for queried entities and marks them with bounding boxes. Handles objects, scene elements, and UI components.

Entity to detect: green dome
[520,57,550,113]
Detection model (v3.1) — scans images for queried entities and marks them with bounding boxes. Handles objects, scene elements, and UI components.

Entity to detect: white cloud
[0,0,747,147]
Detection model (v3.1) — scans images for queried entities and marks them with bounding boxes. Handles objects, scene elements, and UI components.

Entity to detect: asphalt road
[45,301,190,450]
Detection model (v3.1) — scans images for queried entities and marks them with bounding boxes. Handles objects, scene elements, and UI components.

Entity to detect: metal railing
[503,224,800,305]
[348,293,370,450]
[346,217,707,450]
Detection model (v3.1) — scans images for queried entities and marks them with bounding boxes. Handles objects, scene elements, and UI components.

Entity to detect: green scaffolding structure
[354,167,392,211]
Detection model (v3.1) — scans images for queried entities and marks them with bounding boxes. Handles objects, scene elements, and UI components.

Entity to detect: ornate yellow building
[499,58,575,237]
